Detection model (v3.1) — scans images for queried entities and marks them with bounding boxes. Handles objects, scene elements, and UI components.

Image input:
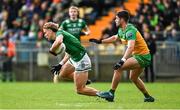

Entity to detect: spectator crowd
[0,0,120,44]
[2,0,179,43]
[102,0,180,42]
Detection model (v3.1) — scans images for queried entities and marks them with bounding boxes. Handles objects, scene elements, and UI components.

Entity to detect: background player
[43,22,98,96]
[89,10,155,102]
[60,6,90,40]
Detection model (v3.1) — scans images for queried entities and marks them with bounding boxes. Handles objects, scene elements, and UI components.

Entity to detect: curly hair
[43,22,59,32]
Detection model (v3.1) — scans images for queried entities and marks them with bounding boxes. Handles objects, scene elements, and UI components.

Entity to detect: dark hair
[48,27,58,32]
[117,10,130,22]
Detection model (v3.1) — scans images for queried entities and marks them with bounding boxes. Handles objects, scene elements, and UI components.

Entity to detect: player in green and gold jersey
[90,10,155,102]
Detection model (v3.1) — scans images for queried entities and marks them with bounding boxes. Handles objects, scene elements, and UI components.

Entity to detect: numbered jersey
[117,23,149,55]
[60,19,87,41]
[56,29,86,62]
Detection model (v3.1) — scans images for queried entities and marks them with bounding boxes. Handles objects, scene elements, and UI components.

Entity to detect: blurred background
[0,0,179,82]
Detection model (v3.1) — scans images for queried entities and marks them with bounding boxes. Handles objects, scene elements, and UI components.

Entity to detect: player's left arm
[82,25,90,35]
[50,35,63,53]
[59,52,70,65]
[113,31,136,70]
[81,20,90,35]
[122,30,136,60]
[113,39,135,70]
[122,40,135,60]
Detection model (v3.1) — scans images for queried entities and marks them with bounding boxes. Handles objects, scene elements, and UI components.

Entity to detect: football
[55,43,66,55]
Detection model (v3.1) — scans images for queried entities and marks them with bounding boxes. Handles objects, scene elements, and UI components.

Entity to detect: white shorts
[68,53,91,72]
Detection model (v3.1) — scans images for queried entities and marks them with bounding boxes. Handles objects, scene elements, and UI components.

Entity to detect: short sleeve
[126,30,136,40]
[117,28,122,39]
[60,21,65,29]
[81,19,87,28]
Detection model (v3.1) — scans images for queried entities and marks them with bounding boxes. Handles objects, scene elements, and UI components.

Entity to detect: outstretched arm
[101,35,118,43]
[89,35,118,44]
[82,26,90,36]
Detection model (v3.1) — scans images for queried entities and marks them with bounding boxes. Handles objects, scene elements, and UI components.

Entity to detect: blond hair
[69,6,79,11]
[43,22,59,32]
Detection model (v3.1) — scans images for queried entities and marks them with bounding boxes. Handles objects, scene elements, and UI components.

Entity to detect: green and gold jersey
[56,29,86,62]
[60,19,87,41]
[117,23,149,55]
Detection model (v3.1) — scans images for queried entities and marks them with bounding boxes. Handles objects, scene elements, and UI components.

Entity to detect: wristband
[59,61,64,65]
[121,58,126,62]
[49,50,57,56]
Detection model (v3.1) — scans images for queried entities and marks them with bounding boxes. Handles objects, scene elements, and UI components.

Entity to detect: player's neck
[122,23,127,31]
[70,17,77,21]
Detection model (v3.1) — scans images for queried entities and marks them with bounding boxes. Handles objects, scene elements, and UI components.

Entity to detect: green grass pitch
[0,82,180,109]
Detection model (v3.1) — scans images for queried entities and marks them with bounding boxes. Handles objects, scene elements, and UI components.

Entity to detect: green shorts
[133,54,151,68]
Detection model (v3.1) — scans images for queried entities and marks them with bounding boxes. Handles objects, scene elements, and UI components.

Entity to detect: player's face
[69,8,78,18]
[115,16,124,27]
[115,16,121,27]
[43,29,53,40]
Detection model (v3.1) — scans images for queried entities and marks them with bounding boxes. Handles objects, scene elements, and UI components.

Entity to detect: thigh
[74,71,88,88]
[120,57,141,70]
[60,62,75,76]
[129,68,144,79]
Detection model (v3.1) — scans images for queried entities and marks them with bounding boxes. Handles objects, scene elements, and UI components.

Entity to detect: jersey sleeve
[116,33,121,39]
[81,19,87,28]
[60,21,66,29]
[126,30,136,40]
[117,28,122,39]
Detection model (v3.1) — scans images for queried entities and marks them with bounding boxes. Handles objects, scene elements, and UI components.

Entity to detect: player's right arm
[89,35,118,44]
[49,34,63,55]
[101,35,118,43]
[82,25,90,35]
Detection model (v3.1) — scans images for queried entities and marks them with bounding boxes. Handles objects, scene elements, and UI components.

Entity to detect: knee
[75,87,84,94]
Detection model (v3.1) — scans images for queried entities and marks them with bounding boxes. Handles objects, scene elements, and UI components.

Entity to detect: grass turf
[0,82,180,109]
